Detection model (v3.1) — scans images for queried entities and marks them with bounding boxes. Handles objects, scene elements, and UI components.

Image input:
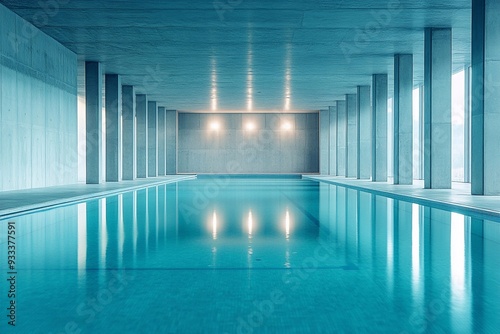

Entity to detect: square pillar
[393,54,413,185]
[105,74,122,182]
[122,85,136,180]
[372,74,388,182]
[346,93,357,178]
[329,105,338,176]
[424,28,452,189]
[136,94,148,178]
[148,101,158,177]
[319,109,330,175]
[166,110,177,175]
[357,85,371,179]
[157,106,166,176]
[85,61,102,184]
[337,100,347,176]
[471,0,500,195]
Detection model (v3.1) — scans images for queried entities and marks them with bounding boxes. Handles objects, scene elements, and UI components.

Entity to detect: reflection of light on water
[451,212,469,330]
[411,204,421,298]
[285,209,290,239]
[133,192,138,263]
[211,246,217,268]
[212,210,217,240]
[248,211,253,237]
[386,199,394,294]
[100,198,107,269]
[284,249,290,268]
[118,194,124,268]
[77,203,87,278]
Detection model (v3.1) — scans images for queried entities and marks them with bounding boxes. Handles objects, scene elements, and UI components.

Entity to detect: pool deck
[304,175,500,220]
[0,175,196,219]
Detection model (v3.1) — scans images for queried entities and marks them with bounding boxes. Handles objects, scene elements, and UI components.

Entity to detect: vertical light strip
[145,191,149,249]
[211,57,218,111]
[411,203,420,297]
[285,209,290,239]
[118,194,124,268]
[133,191,138,264]
[451,212,468,331]
[99,198,107,269]
[248,210,253,237]
[212,210,217,240]
[77,203,87,277]
[247,30,253,111]
[284,44,292,111]
[156,187,159,247]
[386,199,394,295]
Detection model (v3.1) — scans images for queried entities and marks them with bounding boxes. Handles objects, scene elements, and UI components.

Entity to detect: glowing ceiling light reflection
[284,44,291,111]
[212,210,217,240]
[247,72,253,111]
[247,29,253,111]
[285,68,291,111]
[211,58,217,111]
[248,211,253,237]
[285,209,290,239]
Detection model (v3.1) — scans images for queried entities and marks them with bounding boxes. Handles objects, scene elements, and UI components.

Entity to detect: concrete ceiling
[1,0,471,112]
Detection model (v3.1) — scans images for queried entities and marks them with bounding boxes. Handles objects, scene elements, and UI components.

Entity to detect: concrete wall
[0,4,78,191]
[178,113,319,173]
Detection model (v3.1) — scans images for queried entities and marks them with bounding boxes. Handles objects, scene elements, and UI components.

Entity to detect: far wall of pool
[178,113,319,173]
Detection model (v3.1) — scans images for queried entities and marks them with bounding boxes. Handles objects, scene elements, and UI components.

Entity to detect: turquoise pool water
[1,176,499,333]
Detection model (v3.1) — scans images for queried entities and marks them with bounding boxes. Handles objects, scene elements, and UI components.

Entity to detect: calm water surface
[0,177,499,333]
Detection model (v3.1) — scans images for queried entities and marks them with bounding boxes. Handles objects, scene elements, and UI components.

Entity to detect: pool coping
[0,175,196,220]
[303,175,500,221]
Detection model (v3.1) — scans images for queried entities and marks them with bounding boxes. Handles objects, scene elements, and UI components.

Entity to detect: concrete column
[157,106,166,176]
[105,74,122,182]
[122,85,136,180]
[85,61,102,184]
[372,74,388,182]
[319,109,330,174]
[148,101,158,177]
[346,94,357,178]
[357,86,371,179]
[423,28,452,189]
[166,110,177,174]
[393,54,413,185]
[471,0,500,195]
[337,100,347,176]
[329,105,338,176]
[136,94,148,178]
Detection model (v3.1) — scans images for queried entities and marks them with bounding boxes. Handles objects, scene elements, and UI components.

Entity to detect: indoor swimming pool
[0,176,499,333]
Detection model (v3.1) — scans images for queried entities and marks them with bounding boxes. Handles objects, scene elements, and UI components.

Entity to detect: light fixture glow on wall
[281,122,292,131]
[210,121,220,131]
[245,122,256,131]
